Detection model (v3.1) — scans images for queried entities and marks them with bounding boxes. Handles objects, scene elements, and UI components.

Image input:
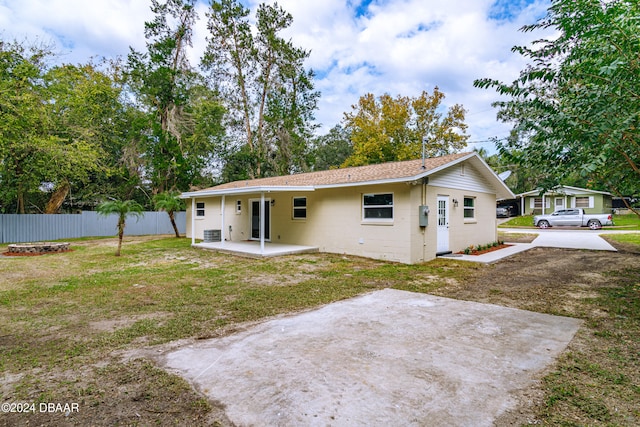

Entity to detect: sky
[0,0,551,153]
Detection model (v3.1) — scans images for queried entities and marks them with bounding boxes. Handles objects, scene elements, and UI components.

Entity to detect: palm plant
[97,199,144,256]
[153,191,184,238]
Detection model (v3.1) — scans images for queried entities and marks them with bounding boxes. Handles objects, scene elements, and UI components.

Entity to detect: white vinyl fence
[0,211,186,244]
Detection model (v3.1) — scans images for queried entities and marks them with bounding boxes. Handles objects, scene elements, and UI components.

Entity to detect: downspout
[191,197,195,245]
[422,177,428,262]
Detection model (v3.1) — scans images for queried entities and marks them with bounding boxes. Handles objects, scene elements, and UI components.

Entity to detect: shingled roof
[182,152,514,199]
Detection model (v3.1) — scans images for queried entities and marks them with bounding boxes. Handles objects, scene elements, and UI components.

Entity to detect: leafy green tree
[310,125,353,171]
[127,0,224,193]
[342,88,469,167]
[0,40,53,213]
[0,41,107,214]
[475,0,640,215]
[203,0,319,179]
[97,199,144,256]
[42,63,127,213]
[153,191,184,237]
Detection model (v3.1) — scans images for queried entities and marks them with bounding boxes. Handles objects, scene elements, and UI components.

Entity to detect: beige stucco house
[181,152,514,264]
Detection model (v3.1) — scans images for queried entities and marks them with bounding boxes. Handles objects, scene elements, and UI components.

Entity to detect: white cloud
[1,0,552,152]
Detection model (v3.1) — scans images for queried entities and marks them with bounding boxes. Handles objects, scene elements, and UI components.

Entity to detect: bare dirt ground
[1,236,639,426]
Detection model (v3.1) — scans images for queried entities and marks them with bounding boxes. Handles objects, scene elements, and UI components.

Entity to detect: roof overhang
[180,186,315,198]
[515,185,612,198]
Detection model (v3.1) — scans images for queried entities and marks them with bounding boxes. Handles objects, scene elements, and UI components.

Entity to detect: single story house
[181,152,514,264]
[515,185,612,216]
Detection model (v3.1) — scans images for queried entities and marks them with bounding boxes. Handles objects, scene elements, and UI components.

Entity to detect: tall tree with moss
[342,88,468,167]
[128,0,225,193]
[475,0,640,215]
[203,0,319,180]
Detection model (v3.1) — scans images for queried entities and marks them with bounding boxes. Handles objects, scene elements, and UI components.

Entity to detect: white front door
[250,199,271,241]
[436,196,449,254]
[555,197,564,210]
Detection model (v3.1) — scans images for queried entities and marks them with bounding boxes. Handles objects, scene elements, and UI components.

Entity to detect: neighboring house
[515,186,613,216]
[181,152,514,264]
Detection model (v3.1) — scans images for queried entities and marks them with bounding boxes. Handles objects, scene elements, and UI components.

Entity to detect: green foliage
[153,191,185,237]
[127,0,225,193]
[96,199,144,256]
[310,125,353,171]
[203,0,319,180]
[0,41,110,213]
[342,88,469,167]
[475,0,640,214]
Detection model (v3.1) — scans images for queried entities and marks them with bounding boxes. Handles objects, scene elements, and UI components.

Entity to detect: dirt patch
[90,312,174,333]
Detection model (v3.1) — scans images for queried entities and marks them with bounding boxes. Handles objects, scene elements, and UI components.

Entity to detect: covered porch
[193,240,319,258]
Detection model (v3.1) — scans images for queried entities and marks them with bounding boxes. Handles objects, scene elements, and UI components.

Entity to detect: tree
[0,40,105,214]
[153,191,184,237]
[474,0,640,215]
[0,40,52,213]
[342,88,469,167]
[310,125,353,171]
[127,0,224,193]
[42,63,123,213]
[96,199,144,256]
[203,0,319,179]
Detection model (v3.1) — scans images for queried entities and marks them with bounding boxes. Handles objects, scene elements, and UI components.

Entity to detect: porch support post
[191,197,195,245]
[260,192,265,254]
[221,195,226,244]
[542,194,546,214]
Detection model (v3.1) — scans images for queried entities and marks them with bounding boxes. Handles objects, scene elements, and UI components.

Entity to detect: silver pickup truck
[533,208,613,230]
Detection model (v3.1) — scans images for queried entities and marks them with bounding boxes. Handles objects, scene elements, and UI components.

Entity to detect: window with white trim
[363,193,393,221]
[196,202,205,217]
[531,198,551,209]
[463,197,475,219]
[293,197,307,219]
[236,200,242,214]
[574,196,594,208]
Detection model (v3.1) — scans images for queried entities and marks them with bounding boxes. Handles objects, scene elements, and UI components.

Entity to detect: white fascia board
[181,186,315,198]
[516,186,612,198]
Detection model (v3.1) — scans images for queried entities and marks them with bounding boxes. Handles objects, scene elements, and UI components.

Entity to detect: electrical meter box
[419,205,429,227]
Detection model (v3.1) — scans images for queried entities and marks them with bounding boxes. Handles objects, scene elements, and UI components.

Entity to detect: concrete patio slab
[193,241,319,258]
[162,289,581,426]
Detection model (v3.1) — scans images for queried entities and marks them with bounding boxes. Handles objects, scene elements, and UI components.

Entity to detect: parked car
[533,209,613,230]
[496,207,510,218]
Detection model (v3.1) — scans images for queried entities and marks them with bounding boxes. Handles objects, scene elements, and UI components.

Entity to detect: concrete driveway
[530,229,617,250]
[162,289,581,426]
[501,228,622,251]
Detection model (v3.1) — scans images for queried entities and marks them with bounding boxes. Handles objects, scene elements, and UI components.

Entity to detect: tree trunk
[169,211,180,238]
[45,181,70,214]
[116,219,125,257]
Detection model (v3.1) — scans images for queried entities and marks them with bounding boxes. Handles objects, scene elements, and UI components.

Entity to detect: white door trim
[436,196,450,254]
[249,198,271,242]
